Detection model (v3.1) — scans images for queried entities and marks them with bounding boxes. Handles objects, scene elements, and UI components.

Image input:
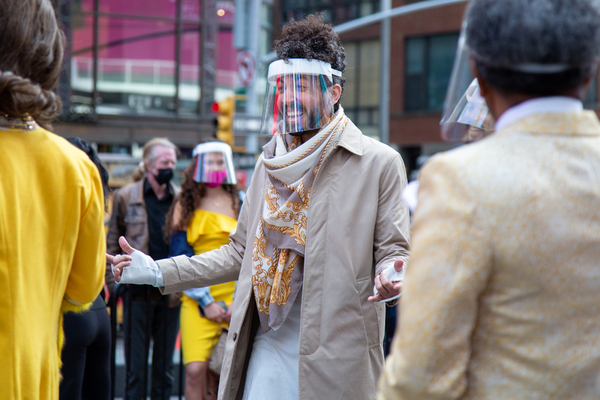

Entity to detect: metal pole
[243,0,262,154]
[200,0,218,116]
[57,0,72,119]
[379,0,391,144]
[92,0,99,111]
[261,0,468,63]
[174,0,182,114]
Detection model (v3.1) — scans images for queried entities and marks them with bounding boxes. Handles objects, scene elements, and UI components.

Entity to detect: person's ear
[578,62,598,97]
[470,58,489,97]
[330,84,342,103]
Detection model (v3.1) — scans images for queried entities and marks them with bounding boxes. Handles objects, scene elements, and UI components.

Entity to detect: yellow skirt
[180,281,236,364]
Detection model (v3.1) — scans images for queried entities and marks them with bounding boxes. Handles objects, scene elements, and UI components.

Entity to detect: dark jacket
[105,177,180,290]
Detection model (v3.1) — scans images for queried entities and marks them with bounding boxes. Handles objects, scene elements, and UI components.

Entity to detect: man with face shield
[378,1,600,399]
[108,13,410,400]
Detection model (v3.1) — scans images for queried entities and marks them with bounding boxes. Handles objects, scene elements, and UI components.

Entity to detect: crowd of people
[4,0,600,399]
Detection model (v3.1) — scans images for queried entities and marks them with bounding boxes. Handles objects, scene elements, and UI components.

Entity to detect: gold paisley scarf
[253,108,347,331]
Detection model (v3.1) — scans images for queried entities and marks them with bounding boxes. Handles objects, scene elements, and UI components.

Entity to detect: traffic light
[212,97,235,146]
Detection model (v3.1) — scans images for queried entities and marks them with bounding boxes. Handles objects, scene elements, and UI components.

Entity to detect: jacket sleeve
[377,155,492,400]
[156,182,250,294]
[373,152,411,277]
[105,189,126,292]
[170,230,217,307]
[184,287,215,308]
[63,162,106,309]
[169,230,195,258]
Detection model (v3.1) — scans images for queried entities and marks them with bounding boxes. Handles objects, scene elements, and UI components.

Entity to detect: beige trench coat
[158,119,410,400]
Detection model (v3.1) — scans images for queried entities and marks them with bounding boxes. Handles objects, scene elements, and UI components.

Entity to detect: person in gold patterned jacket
[378,1,600,399]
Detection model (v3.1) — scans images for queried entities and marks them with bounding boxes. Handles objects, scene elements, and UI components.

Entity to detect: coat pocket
[356,276,382,348]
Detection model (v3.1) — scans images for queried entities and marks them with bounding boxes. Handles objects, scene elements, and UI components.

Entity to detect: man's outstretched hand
[106,236,136,283]
[368,258,404,302]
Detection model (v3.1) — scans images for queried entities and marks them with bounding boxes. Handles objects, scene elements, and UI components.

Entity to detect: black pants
[123,294,180,400]
[60,295,111,400]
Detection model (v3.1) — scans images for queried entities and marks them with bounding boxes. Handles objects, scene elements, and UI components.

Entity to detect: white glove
[373,264,404,303]
[118,250,165,287]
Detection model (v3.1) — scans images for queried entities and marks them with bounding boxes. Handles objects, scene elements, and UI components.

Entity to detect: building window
[62,0,237,119]
[281,0,379,25]
[343,39,380,137]
[404,33,459,112]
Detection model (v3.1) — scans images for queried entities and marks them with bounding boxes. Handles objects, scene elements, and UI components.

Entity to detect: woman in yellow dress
[165,141,241,400]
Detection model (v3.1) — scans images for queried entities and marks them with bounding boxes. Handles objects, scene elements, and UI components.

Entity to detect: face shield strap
[267,58,342,83]
[468,45,591,74]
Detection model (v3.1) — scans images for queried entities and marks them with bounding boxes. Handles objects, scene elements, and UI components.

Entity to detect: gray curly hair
[466,0,600,95]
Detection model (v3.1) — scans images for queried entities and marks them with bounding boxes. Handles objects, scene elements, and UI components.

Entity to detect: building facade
[52,0,600,181]
[272,0,599,174]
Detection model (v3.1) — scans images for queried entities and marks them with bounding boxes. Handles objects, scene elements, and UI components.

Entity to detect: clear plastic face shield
[259,58,342,136]
[191,142,237,187]
[440,24,495,143]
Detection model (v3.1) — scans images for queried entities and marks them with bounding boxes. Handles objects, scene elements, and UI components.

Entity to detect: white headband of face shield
[192,141,234,158]
[267,58,342,84]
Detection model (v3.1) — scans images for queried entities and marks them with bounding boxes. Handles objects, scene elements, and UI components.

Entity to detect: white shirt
[242,291,302,400]
[495,96,583,132]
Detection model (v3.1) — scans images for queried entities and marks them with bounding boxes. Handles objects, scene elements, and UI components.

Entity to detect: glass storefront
[59,0,238,120]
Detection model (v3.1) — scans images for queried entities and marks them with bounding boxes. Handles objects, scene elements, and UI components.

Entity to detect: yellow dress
[0,124,105,399]
[180,209,237,363]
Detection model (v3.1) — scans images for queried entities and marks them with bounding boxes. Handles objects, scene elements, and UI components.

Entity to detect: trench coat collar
[263,116,364,157]
[337,117,364,156]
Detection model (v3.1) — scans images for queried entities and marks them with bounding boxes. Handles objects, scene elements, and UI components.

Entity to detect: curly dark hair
[163,143,240,241]
[0,0,64,130]
[274,13,346,106]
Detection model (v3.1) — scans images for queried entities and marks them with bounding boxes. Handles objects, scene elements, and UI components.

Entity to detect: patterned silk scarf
[253,108,348,331]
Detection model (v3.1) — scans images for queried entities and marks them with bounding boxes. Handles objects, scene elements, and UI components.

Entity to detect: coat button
[232,332,238,341]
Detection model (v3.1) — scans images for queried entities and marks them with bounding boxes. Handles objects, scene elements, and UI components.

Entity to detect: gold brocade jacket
[378,111,600,400]
[158,119,411,400]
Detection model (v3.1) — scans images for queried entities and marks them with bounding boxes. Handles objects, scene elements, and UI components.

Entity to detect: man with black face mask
[106,137,181,400]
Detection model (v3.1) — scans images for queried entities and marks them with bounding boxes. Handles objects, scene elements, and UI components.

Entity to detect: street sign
[237,51,255,87]
[233,114,262,133]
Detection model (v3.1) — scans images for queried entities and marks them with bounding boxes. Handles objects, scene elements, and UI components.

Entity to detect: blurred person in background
[110,14,410,400]
[378,1,600,399]
[165,140,241,400]
[60,138,111,400]
[105,137,181,400]
[0,1,106,398]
